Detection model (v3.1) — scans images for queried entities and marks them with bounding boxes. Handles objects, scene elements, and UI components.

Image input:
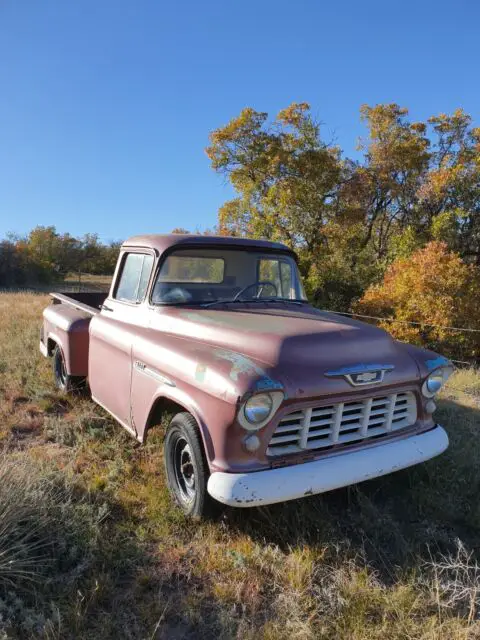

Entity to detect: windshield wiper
[201,299,243,308]
[263,297,305,305]
[201,298,306,309]
[235,297,304,306]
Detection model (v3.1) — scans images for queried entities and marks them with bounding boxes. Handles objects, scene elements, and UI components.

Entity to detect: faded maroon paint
[124,233,294,256]
[42,304,92,376]
[40,233,445,474]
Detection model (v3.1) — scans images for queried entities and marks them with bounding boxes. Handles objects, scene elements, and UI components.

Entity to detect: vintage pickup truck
[40,234,452,516]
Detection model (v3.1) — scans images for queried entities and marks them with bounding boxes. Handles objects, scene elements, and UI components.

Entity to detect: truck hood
[151,305,420,399]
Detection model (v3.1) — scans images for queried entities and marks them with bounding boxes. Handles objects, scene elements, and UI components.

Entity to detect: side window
[258,258,293,298]
[137,255,154,300]
[259,259,280,294]
[280,261,293,297]
[115,253,154,303]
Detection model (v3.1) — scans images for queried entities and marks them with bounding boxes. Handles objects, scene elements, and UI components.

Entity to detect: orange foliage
[354,242,480,360]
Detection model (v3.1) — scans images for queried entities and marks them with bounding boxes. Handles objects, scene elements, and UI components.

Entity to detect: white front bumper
[207,425,448,508]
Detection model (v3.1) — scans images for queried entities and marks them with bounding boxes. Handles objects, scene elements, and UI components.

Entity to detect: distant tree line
[0,226,121,287]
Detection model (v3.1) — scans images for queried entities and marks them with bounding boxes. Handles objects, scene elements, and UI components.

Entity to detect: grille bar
[267,392,417,457]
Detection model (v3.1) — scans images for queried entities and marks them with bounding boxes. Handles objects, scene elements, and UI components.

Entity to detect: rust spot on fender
[212,348,265,381]
[212,348,283,392]
[195,363,207,383]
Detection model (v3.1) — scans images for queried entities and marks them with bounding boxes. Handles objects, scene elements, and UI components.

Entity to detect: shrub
[354,241,480,360]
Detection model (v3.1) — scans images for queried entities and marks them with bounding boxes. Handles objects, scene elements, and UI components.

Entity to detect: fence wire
[325,309,479,369]
[329,310,480,334]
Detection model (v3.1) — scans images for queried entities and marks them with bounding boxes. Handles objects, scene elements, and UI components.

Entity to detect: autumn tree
[206,103,359,306]
[354,242,480,360]
[208,102,480,311]
[351,104,430,260]
[19,226,80,276]
[421,110,480,262]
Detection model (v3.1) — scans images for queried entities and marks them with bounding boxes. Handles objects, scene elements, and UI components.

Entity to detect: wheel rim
[173,436,196,504]
[55,351,67,388]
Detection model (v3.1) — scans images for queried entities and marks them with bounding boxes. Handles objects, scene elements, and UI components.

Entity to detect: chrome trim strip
[133,360,176,387]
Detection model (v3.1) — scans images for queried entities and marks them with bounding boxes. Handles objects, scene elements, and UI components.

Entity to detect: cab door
[89,250,154,434]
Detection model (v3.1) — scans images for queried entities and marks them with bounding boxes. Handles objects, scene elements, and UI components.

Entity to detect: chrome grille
[267,392,417,457]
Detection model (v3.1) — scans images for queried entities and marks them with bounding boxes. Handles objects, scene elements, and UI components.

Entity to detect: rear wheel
[164,412,216,518]
[52,345,85,393]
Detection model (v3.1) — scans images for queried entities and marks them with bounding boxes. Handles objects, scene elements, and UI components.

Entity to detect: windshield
[151,248,307,305]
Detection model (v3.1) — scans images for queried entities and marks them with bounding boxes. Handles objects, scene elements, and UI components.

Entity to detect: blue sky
[0,0,478,243]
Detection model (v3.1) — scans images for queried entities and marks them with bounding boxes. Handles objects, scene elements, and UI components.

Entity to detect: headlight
[422,367,453,398]
[244,393,273,425]
[238,391,284,431]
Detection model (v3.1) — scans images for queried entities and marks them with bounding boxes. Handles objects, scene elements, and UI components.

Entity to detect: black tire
[164,412,216,518]
[52,345,85,393]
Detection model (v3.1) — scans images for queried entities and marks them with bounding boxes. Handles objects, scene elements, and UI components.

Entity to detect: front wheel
[164,412,215,518]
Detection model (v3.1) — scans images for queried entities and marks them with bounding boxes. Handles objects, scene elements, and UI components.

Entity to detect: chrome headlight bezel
[238,391,284,431]
[422,366,454,398]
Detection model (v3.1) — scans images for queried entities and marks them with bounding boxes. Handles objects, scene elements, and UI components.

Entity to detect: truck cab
[41,234,451,516]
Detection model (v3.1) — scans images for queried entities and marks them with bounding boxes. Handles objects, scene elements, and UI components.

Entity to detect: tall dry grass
[0,291,480,638]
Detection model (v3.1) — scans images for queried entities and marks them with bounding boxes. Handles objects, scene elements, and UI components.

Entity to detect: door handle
[100,304,114,312]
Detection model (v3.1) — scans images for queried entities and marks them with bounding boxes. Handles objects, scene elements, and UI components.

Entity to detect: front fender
[144,386,215,461]
[130,328,285,470]
[399,343,452,379]
[131,326,285,404]
[131,363,237,467]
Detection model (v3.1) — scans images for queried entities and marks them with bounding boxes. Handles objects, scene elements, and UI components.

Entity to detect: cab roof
[122,234,295,256]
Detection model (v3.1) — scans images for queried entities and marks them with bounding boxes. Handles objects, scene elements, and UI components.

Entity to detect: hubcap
[173,437,195,504]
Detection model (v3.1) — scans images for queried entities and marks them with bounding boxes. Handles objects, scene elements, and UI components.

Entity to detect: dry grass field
[1,292,480,639]
[63,273,113,290]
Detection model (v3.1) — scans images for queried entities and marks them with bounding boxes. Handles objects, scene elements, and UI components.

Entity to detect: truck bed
[41,292,109,378]
[50,291,108,315]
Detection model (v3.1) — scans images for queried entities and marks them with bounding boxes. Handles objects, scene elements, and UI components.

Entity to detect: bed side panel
[43,304,92,376]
